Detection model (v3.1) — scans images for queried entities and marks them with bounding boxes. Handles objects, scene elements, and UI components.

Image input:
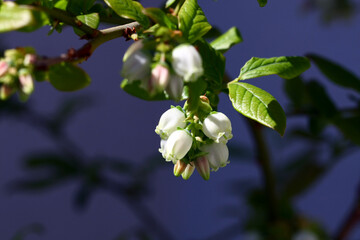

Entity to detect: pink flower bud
[150,64,170,93]
[194,156,210,180]
[0,61,9,77]
[173,160,187,177]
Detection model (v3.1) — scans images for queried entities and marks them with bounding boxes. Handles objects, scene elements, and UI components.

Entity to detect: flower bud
[19,72,34,95]
[123,40,144,62]
[173,160,187,177]
[163,129,193,163]
[181,163,195,180]
[0,61,9,77]
[150,64,170,92]
[202,112,233,143]
[292,231,318,240]
[121,50,151,85]
[171,44,203,82]
[194,156,210,180]
[155,107,186,139]
[23,54,36,66]
[165,74,184,101]
[200,142,229,171]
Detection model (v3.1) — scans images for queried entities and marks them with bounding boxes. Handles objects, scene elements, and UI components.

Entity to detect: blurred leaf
[196,39,225,91]
[67,0,95,14]
[283,76,307,109]
[228,82,286,135]
[306,80,337,118]
[74,12,99,37]
[143,8,176,29]
[178,0,212,43]
[25,154,78,174]
[238,56,310,80]
[121,79,168,101]
[282,162,325,199]
[165,0,177,8]
[308,116,328,136]
[0,2,47,33]
[308,53,360,92]
[210,27,243,53]
[74,183,94,210]
[48,62,91,91]
[257,0,267,7]
[11,223,44,240]
[104,0,150,28]
[332,115,360,146]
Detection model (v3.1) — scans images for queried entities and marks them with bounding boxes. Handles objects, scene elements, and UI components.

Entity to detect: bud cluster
[0,47,36,101]
[121,40,204,101]
[155,98,233,180]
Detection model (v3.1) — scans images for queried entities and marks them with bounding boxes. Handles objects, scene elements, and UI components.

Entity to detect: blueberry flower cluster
[155,98,233,180]
[121,40,203,101]
[0,47,36,101]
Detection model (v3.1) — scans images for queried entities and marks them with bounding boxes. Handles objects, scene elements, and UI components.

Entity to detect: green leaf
[333,116,360,146]
[104,0,150,28]
[143,8,176,29]
[178,0,212,43]
[238,56,311,80]
[121,79,167,101]
[74,13,99,37]
[257,0,267,7]
[183,79,207,112]
[210,27,243,53]
[48,62,91,91]
[54,0,68,10]
[0,2,46,33]
[196,39,225,91]
[67,0,95,14]
[307,53,360,92]
[228,82,286,135]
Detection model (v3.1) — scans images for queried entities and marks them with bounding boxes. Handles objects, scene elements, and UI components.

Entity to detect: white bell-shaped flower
[121,49,151,85]
[202,112,233,143]
[200,142,229,171]
[171,44,203,82]
[155,107,186,139]
[163,130,193,164]
[165,73,184,101]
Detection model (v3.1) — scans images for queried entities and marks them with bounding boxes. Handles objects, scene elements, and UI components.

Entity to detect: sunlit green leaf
[165,0,177,8]
[238,56,310,80]
[228,82,286,135]
[308,53,360,92]
[104,0,150,28]
[48,62,91,91]
[74,12,99,36]
[210,27,243,53]
[178,0,212,43]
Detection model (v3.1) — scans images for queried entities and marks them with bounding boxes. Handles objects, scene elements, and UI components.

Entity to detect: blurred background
[1,0,360,239]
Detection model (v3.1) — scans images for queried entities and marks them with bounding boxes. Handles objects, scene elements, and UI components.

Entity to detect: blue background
[1,0,360,239]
